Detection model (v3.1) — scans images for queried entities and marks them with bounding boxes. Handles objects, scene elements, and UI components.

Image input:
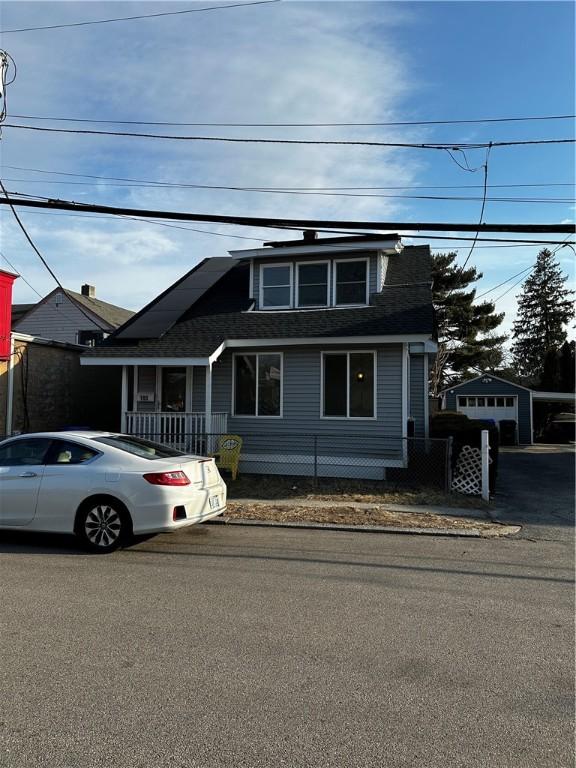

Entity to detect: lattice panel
[451,444,483,496]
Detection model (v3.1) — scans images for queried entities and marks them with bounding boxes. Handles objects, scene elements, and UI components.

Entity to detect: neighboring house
[1,273,122,436]
[82,233,437,479]
[13,283,134,346]
[441,372,576,445]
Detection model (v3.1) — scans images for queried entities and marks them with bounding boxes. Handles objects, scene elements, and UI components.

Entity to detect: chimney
[302,230,318,243]
[81,284,95,298]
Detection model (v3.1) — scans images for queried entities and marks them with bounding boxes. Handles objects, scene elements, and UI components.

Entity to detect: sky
[0,0,574,339]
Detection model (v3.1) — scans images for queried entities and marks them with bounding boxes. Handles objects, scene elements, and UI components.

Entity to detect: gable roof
[12,288,134,331]
[65,290,134,329]
[439,373,533,395]
[84,245,434,360]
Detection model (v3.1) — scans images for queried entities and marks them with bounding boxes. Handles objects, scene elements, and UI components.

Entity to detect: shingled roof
[84,244,434,360]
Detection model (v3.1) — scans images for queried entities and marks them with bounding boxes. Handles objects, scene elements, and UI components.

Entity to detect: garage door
[457,395,518,424]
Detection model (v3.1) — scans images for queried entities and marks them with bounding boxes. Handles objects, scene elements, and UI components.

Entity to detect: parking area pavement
[494,444,575,541]
[0,522,573,768]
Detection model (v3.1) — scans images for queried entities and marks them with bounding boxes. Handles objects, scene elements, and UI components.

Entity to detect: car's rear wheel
[76,499,130,553]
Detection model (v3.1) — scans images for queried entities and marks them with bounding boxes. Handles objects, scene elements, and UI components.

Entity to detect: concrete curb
[206,517,521,538]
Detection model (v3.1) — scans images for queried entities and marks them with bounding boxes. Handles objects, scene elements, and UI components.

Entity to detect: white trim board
[81,334,435,366]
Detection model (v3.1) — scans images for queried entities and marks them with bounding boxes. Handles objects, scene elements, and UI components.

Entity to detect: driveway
[495,444,575,540]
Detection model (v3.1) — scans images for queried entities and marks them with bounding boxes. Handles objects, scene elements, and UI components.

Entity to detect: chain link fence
[129,430,452,491]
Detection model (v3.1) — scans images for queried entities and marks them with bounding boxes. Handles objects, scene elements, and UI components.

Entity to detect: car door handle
[19,471,38,478]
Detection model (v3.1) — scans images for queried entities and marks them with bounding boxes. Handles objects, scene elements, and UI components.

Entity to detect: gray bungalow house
[82,233,436,479]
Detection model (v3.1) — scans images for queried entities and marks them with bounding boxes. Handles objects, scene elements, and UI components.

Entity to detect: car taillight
[143,471,190,486]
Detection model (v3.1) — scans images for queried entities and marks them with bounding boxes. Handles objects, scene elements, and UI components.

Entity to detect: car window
[92,435,186,460]
[46,440,100,465]
[0,438,52,466]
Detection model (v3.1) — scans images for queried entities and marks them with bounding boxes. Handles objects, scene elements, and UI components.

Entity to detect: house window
[297,262,329,307]
[322,352,375,418]
[497,397,505,407]
[477,397,485,407]
[506,397,514,407]
[458,396,467,407]
[260,264,292,309]
[234,353,282,417]
[487,397,495,407]
[78,330,104,347]
[333,259,368,306]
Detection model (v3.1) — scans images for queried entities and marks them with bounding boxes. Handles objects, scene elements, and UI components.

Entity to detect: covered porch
[120,362,228,447]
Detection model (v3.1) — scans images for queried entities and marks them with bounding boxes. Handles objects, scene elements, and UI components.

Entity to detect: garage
[441,374,533,445]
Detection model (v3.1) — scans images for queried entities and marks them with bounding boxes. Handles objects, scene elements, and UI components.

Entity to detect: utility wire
[475,266,534,299]
[0,179,107,330]
[1,1,280,33]
[9,208,571,247]
[493,273,531,304]
[3,176,573,203]
[9,113,576,127]
[4,163,572,190]
[4,123,575,149]
[1,192,574,234]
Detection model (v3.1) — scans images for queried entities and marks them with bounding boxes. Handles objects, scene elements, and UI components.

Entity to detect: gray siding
[252,253,379,308]
[409,355,426,437]
[212,344,403,437]
[210,344,404,478]
[135,366,157,412]
[444,377,532,444]
[14,291,103,344]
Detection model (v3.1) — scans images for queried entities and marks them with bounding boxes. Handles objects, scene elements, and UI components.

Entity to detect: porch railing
[125,411,228,453]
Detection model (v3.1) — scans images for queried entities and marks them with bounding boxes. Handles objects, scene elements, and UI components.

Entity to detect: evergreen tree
[511,249,575,382]
[430,252,507,396]
[559,340,575,393]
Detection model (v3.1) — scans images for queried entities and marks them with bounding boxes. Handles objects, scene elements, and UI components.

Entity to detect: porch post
[121,365,128,432]
[205,363,213,435]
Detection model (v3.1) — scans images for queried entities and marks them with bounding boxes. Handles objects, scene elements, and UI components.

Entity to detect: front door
[161,367,187,412]
[0,437,52,525]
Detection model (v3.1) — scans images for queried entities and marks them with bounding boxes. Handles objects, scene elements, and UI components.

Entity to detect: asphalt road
[1,517,573,768]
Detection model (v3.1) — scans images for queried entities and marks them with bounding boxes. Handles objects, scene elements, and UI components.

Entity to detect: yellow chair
[210,434,243,480]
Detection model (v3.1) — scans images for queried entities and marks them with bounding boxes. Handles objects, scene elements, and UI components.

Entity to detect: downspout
[6,333,15,436]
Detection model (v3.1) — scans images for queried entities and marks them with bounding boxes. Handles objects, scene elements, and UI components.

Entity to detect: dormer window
[260,264,292,309]
[296,262,329,307]
[333,259,368,306]
[258,257,369,310]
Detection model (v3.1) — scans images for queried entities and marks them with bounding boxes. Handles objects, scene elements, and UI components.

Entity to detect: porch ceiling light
[356,371,365,382]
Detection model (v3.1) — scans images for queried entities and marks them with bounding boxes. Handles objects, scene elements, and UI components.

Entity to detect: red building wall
[0,269,17,360]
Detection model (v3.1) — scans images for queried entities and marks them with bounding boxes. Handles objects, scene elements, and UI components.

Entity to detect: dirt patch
[225,501,502,533]
[226,474,486,510]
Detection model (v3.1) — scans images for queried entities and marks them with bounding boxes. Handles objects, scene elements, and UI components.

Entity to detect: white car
[0,432,227,553]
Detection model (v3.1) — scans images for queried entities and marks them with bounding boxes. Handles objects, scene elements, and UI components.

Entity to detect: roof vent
[81,284,95,298]
[302,230,318,243]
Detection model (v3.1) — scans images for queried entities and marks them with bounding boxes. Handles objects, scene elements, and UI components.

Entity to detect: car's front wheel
[76,498,131,553]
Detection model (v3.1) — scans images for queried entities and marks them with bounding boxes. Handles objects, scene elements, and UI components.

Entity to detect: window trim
[232,351,284,418]
[332,257,370,307]
[295,260,330,308]
[259,263,293,310]
[320,350,377,420]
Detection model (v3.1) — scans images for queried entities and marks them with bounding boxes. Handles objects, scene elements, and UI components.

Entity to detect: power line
[1,1,279,34]
[2,206,572,247]
[475,266,534,299]
[493,274,530,304]
[3,176,573,203]
[0,179,106,330]
[9,113,576,127]
[9,208,569,247]
[4,163,572,190]
[4,123,575,150]
[1,192,574,234]
[0,249,44,299]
